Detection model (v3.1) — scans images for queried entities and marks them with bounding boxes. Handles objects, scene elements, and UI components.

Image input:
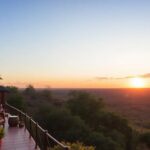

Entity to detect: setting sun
[130,77,146,88]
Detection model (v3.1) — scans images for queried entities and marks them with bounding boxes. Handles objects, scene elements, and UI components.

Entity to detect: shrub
[6,86,26,111]
[51,142,95,150]
[138,132,150,148]
[0,128,4,139]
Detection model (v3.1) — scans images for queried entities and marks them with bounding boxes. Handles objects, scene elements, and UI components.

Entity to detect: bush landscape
[6,86,150,150]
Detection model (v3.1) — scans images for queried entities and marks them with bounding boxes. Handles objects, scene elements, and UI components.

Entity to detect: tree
[35,105,90,142]
[24,85,36,99]
[33,91,135,150]
[86,132,124,150]
[7,86,26,110]
[67,91,104,125]
[66,91,133,150]
[137,132,150,149]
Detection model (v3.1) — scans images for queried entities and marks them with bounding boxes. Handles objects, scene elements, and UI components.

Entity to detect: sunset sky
[1,0,150,88]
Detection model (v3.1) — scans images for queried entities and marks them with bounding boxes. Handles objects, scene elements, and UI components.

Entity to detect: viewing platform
[0,85,69,150]
[0,117,39,150]
[0,103,69,150]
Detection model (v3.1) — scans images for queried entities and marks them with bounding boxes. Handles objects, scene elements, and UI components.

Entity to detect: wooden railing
[5,103,70,150]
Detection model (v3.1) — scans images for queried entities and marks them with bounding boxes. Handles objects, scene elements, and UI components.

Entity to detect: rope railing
[5,103,70,150]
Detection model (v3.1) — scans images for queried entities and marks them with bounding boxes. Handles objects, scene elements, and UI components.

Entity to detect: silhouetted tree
[24,85,36,99]
[67,91,104,125]
[7,86,26,110]
[137,132,150,149]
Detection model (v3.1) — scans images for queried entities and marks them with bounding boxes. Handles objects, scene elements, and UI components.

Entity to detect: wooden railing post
[44,130,49,150]
[29,117,32,138]
[64,147,70,150]
[24,113,27,131]
[35,122,38,149]
[19,111,21,121]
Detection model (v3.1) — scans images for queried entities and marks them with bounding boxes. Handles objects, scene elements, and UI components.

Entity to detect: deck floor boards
[0,118,40,150]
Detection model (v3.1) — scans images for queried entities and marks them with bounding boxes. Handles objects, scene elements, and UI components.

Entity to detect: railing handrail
[5,103,70,150]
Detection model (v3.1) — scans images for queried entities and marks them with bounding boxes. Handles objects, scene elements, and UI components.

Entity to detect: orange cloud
[95,73,150,80]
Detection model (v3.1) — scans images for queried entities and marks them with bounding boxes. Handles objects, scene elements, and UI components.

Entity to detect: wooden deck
[0,118,40,150]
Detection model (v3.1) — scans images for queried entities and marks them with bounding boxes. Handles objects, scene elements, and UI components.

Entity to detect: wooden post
[24,113,27,131]
[29,117,32,138]
[35,122,38,149]
[19,111,21,121]
[44,130,48,150]
[64,147,70,150]
[1,92,5,107]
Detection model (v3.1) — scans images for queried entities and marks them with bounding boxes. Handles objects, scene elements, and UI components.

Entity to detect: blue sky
[1,0,150,88]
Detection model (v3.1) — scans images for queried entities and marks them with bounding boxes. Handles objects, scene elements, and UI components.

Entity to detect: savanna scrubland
[6,86,150,150]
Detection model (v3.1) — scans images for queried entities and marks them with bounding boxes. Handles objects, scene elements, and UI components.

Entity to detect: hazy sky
[1,0,150,88]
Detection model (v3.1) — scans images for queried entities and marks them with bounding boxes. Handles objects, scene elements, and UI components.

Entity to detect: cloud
[95,73,150,80]
[95,76,134,80]
[140,73,150,78]
[95,77,123,80]
[95,77,110,80]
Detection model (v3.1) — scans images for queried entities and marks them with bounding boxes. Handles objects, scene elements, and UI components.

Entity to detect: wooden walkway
[0,118,40,150]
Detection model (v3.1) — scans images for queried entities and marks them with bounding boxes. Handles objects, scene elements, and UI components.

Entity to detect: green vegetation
[6,86,150,150]
[137,132,150,149]
[34,91,132,150]
[0,127,4,139]
[51,142,95,150]
[6,86,26,111]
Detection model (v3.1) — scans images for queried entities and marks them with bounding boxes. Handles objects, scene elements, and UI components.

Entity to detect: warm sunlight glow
[130,77,146,88]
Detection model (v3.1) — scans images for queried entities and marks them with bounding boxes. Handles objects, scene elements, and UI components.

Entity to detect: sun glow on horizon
[130,77,146,88]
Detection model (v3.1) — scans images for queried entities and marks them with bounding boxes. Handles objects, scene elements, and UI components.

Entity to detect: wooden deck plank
[0,118,40,150]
